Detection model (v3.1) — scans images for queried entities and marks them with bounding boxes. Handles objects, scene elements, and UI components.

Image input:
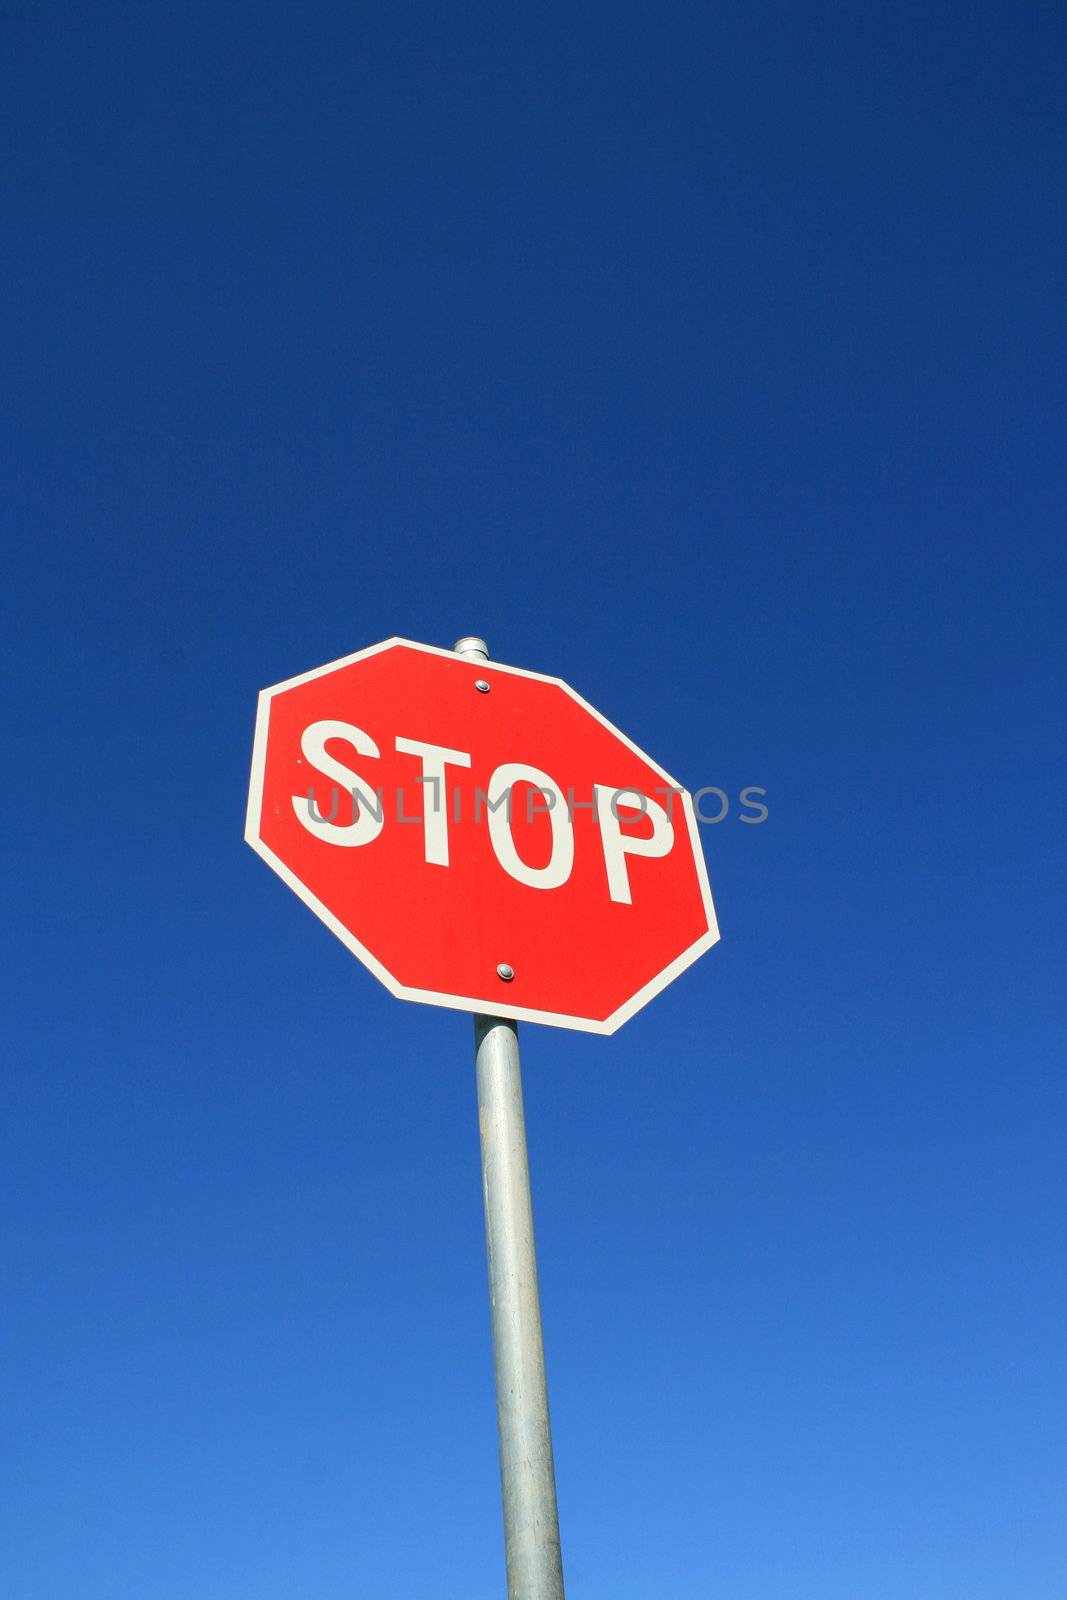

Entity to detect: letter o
[486,763,573,890]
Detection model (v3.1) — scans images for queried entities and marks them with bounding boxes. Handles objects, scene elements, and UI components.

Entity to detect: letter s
[292,720,383,846]
[739,786,768,824]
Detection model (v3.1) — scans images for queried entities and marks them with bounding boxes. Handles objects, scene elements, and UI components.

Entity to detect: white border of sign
[245,637,720,1034]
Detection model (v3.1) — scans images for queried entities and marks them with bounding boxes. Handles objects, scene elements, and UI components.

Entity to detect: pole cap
[453,635,489,661]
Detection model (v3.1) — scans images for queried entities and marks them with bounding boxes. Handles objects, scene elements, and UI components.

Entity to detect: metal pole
[454,636,566,1600]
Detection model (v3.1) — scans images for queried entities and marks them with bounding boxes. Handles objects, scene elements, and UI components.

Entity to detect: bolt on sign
[245,637,719,1032]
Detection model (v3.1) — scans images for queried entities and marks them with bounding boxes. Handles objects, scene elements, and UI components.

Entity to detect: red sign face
[245,638,719,1033]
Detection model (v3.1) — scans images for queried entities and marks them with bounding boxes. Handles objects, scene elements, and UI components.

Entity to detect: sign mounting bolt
[475,679,491,693]
[496,963,515,982]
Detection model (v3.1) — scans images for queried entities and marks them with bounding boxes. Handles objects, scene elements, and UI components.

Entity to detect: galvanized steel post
[454,635,566,1600]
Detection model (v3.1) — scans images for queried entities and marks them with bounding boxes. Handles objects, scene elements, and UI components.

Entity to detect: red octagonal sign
[245,638,719,1033]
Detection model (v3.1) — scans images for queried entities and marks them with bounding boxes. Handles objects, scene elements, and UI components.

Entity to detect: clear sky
[3,4,1064,1598]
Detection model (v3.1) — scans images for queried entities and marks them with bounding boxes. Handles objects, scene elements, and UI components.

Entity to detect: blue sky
[3,3,1064,1597]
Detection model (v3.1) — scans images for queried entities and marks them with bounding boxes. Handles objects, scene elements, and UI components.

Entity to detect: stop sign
[245,637,719,1033]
